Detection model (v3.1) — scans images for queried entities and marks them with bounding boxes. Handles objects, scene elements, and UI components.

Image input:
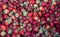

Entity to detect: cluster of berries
[0,0,60,37]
